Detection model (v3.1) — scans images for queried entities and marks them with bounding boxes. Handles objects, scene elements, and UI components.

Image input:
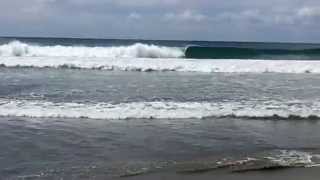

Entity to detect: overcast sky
[1,0,320,42]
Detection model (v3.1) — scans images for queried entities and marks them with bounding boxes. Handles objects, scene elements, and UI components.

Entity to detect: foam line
[0,99,319,120]
[1,56,320,73]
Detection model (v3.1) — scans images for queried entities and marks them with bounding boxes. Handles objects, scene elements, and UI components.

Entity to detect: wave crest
[0,41,184,58]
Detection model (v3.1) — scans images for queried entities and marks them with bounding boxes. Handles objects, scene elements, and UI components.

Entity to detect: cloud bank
[0,0,320,42]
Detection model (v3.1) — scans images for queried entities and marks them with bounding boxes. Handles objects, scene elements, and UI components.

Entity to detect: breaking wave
[1,56,320,73]
[0,41,184,58]
[0,98,320,120]
[2,41,320,60]
[2,41,320,74]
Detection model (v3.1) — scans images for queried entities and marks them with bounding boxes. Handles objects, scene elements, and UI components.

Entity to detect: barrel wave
[2,40,320,60]
[2,40,320,73]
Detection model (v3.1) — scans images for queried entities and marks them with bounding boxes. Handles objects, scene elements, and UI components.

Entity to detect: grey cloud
[127,12,142,20]
[164,10,207,22]
[0,0,320,42]
[68,0,181,7]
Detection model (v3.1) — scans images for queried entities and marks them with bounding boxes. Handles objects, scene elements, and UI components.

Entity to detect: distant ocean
[1,37,320,179]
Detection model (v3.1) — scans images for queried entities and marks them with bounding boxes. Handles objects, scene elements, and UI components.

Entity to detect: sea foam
[0,98,319,120]
[2,41,320,74]
[1,56,320,73]
[0,41,184,58]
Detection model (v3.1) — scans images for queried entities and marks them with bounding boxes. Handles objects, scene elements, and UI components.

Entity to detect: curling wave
[0,98,320,120]
[1,56,320,73]
[0,41,184,58]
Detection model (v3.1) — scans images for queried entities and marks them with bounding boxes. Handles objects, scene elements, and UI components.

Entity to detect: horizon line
[0,35,319,45]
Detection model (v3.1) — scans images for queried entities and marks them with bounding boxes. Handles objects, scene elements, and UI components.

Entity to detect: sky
[0,0,320,42]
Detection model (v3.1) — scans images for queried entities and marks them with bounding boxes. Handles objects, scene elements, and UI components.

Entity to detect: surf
[2,40,320,60]
[0,41,184,58]
[1,56,320,73]
[1,98,319,120]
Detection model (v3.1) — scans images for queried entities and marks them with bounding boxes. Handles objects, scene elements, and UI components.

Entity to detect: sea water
[1,37,320,179]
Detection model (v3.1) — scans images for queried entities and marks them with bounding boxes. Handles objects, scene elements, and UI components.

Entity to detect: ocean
[1,37,320,179]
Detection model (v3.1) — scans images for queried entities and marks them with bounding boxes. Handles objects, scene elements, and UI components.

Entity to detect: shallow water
[1,116,320,179]
[2,68,320,103]
[1,68,320,179]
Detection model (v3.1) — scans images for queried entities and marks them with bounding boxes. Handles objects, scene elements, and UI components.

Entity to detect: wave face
[0,99,319,120]
[2,56,320,73]
[2,41,320,60]
[0,41,184,58]
[1,40,320,73]
[185,46,320,60]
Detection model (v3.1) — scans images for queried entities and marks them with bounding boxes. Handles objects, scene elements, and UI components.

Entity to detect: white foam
[0,99,319,120]
[0,41,184,58]
[1,56,320,73]
[265,150,320,168]
[218,150,320,170]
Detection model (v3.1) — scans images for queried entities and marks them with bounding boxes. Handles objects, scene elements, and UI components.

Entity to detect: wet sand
[123,167,320,180]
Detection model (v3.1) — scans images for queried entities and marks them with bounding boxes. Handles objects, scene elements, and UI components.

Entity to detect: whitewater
[0,98,319,120]
[1,41,320,73]
[2,56,320,73]
[0,41,184,58]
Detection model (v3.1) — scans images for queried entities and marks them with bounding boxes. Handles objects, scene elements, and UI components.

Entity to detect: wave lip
[0,41,184,58]
[0,99,319,120]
